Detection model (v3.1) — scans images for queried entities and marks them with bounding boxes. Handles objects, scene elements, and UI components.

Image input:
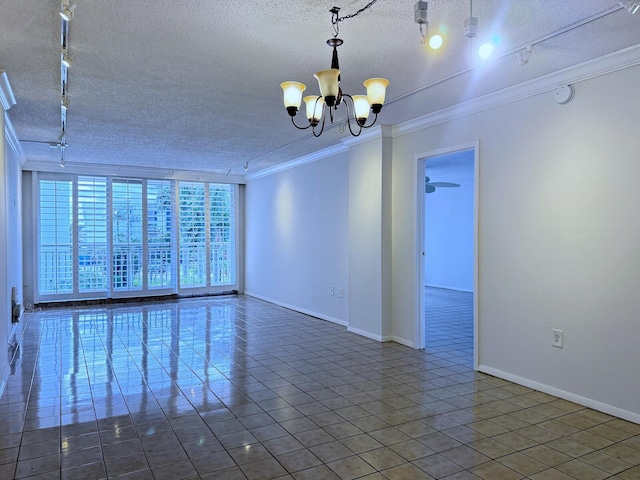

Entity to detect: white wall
[243,53,640,421]
[244,150,350,324]
[425,153,474,292]
[0,112,7,393]
[392,63,640,421]
[0,112,24,396]
[346,131,393,341]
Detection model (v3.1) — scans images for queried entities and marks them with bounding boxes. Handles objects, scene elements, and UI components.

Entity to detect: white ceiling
[2,1,639,177]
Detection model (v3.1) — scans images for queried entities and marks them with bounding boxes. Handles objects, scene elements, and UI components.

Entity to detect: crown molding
[0,71,16,111]
[4,114,26,166]
[1,70,27,165]
[244,143,348,181]
[245,125,394,181]
[22,159,246,184]
[394,44,640,138]
[340,124,393,148]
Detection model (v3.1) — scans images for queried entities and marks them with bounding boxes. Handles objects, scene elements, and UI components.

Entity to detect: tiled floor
[424,287,473,367]
[1,294,639,480]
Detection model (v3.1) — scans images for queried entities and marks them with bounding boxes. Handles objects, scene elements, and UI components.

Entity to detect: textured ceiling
[1,1,639,176]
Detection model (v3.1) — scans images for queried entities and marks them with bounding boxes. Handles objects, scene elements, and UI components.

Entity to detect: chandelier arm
[341,98,363,137]
[290,115,312,130]
[341,93,380,130]
[360,112,379,129]
[312,112,327,137]
[345,117,363,136]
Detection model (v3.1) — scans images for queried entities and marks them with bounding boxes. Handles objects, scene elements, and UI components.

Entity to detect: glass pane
[39,179,73,294]
[147,180,174,289]
[112,179,143,291]
[209,184,235,286]
[78,176,108,292]
[179,182,206,288]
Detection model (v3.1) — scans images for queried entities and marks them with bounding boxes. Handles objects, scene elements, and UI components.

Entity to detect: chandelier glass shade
[281,33,389,137]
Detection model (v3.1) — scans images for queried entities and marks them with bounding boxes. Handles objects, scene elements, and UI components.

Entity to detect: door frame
[415,141,479,370]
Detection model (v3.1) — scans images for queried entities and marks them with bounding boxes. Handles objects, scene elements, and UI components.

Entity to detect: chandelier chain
[331,0,380,37]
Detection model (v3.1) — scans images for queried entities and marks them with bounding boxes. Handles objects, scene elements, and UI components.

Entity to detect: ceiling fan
[425,176,460,193]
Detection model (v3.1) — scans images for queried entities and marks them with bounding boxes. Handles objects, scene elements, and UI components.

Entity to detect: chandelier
[280,4,389,137]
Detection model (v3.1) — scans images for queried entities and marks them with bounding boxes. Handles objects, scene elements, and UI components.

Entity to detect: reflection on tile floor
[1,294,639,480]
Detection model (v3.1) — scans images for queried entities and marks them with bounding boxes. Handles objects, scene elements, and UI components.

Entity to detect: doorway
[417,144,478,368]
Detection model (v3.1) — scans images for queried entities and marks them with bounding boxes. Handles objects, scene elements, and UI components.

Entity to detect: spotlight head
[620,1,640,13]
[464,16,478,38]
[414,1,428,24]
[61,96,70,110]
[59,2,77,21]
[62,53,72,68]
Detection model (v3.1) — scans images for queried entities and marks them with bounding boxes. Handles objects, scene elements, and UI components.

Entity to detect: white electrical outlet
[338,287,343,298]
[552,329,563,348]
[330,285,334,296]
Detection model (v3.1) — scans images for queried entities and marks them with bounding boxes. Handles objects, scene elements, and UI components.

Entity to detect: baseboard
[242,292,416,347]
[390,335,415,348]
[478,364,640,425]
[347,326,384,342]
[0,363,9,400]
[243,291,348,327]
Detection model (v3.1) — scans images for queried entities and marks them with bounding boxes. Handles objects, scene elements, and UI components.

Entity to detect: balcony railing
[39,241,233,296]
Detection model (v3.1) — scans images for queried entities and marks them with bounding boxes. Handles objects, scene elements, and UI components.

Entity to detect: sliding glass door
[36,174,237,303]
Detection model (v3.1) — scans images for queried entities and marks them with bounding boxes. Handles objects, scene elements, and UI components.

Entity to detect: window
[38,178,73,295]
[78,176,108,293]
[36,174,237,302]
[147,180,173,289]
[178,182,237,290]
[179,182,207,288]
[112,179,143,291]
[210,184,235,286]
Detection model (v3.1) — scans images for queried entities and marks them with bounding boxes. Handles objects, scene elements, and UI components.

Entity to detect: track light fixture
[414,1,428,42]
[60,1,77,21]
[62,53,72,68]
[58,1,77,166]
[413,0,446,50]
[243,162,249,172]
[280,3,389,137]
[414,1,444,50]
[60,144,66,167]
[619,1,640,13]
[464,0,478,39]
